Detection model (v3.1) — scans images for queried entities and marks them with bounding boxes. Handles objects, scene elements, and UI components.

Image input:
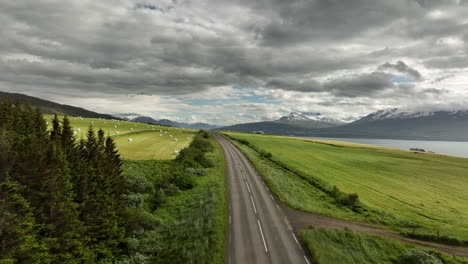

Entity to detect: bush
[121,208,160,232]
[399,249,443,264]
[124,174,154,194]
[172,170,197,190]
[123,193,145,208]
[185,168,208,177]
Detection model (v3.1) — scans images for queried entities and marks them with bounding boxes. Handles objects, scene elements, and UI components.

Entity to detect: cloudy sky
[1,0,468,125]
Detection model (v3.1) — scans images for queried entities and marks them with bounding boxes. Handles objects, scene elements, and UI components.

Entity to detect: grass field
[224,132,468,240]
[118,133,227,264]
[300,227,467,264]
[43,115,196,160]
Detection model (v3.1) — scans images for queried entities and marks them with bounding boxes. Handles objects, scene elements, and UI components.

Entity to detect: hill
[314,108,468,141]
[130,115,219,129]
[0,91,119,119]
[218,112,339,133]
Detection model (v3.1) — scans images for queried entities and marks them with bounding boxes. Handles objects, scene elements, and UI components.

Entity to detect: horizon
[1,0,468,125]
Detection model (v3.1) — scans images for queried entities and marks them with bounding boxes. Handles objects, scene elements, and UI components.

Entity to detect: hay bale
[128,138,133,142]
[173,150,179,155]
[116,131,120,134]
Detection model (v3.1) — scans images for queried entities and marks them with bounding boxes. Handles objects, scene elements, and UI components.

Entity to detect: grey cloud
[323,72,395,97]
[378,61,423,81]
[0,0,467,119]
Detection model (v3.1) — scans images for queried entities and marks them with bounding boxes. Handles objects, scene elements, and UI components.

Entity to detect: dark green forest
[0,101,124,263]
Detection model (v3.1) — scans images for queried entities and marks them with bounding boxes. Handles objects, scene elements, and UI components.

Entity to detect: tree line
[0,101,124,263]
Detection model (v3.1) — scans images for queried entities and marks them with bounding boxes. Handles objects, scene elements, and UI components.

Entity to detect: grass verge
[300,227,467,264]
[117,131,227,264]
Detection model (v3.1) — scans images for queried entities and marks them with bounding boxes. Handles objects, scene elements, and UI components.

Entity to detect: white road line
[304,256,310,264]
[250,196,257,214]
[292,233,299,245]
[276,204,280,210]
[257,220,268,252]
[270,194,275,201]
[245,181,251,193]
[229,215,231,225]
[266,186,270,192]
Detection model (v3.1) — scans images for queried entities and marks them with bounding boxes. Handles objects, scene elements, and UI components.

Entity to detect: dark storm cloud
[378,61,423,81]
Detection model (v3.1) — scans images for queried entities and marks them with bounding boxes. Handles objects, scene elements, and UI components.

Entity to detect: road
[211,132,310,264]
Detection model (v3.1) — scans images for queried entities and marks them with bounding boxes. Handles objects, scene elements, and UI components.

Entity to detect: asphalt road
[211,132,310,264]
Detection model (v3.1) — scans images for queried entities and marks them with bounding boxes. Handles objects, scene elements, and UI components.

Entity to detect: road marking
[266,186,270,192]
[276,204,280,210]
[304,256,310,264]
[270,194,275,201]
[257,220,268,252]
[245,181,251,193]
[250,196,257,214]
[229,215,231,225]
[292,233,299,245]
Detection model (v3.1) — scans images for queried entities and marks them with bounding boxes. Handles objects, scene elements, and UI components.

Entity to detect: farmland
[43,114,196,160]
[223,132,468,240]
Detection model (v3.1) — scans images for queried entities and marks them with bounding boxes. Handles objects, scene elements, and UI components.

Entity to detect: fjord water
[304,137,468,158]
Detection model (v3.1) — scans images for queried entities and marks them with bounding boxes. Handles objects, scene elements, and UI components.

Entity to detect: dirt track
[283,206,468,258]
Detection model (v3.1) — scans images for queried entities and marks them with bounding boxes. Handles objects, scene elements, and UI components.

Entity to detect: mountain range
[114,114,220,130]
[2,91,467,141]
[219,109,468,141]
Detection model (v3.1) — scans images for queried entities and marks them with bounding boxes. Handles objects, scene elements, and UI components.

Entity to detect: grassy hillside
[224,132,468,240]
[44,115,197,160]
[0,91,118,119]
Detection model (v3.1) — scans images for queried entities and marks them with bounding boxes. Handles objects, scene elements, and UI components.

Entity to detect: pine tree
[40,141,88,263]
[0,176,49,264]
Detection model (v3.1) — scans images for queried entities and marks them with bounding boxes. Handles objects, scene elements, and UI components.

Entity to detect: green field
[118,132,227,264]
[224,132,468,240]
[300,227,467,264]
[44,115,196,160]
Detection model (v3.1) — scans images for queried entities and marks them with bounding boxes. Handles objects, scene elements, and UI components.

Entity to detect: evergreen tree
[0,176,48,264]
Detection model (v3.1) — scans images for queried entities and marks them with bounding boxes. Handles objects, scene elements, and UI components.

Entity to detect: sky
[1,0,468,125]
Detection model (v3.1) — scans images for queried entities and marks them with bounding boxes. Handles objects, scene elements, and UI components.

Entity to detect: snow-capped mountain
[277,112,311,121]
[112,113,143,121]
[310,116,347,125]
[358,108,468,122]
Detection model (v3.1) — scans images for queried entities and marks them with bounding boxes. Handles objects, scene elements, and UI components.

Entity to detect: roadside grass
[44,114,197,159]
[223,132,468,240]
[118,132,227,264]
[299,227,467,264]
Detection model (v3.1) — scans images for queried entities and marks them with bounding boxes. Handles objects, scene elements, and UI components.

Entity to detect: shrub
[123,193,145,208]
[399,249,443,264]
[124,174,154,194]
[172,170,197,190]
[185,168,208,177]
[121,208,160,232]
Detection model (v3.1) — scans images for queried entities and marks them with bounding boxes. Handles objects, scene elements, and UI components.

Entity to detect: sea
[302,137,468,158]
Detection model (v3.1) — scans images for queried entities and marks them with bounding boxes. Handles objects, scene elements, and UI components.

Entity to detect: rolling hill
[0,91,119,119]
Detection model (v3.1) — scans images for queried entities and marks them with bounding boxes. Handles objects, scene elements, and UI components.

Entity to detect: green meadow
[43,115,196,160]
[224,132,468,240]
[299,227,467,264]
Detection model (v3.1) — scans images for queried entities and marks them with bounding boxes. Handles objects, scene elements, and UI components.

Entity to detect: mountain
[310,108,468,141]
[129,116,220,129]
[0,91,120,120]
[112,113,143,120]
[277,112,311,121]
[218,112,339,134]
